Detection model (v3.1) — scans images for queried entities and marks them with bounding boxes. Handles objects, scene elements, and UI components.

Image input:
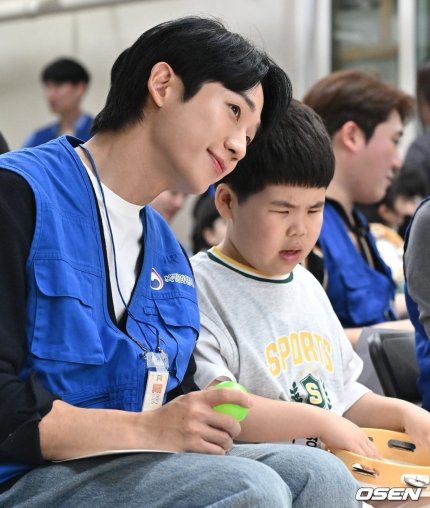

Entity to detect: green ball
[213,381,249,422]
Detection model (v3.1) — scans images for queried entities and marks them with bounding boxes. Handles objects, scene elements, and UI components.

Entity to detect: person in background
[303,70,415,346]
[150,190,188,224]
[22,57,92,147]
[191,193,227,254]
[405,198,430,412]
[0,133,9,154]
[403,58,430,189]
[359,169,427,291]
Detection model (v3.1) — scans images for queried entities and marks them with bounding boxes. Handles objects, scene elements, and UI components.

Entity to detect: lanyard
[79,144,170,409]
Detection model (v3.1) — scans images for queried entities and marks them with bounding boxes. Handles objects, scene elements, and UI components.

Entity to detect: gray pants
[0,444,360,507]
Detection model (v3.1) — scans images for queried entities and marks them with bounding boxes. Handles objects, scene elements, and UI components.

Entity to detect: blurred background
[0,0,428,249]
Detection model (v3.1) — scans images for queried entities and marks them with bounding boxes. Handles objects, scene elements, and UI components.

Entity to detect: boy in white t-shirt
[191,100,430,461]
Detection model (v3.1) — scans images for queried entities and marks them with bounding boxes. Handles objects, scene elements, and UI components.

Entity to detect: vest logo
[150,268,164,291]
[164,273,195,287]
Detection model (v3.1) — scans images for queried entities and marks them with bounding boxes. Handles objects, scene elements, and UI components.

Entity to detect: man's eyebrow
[238,91,256,112]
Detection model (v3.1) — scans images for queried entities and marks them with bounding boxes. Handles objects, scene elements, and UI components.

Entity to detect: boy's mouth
[279,249,301,262]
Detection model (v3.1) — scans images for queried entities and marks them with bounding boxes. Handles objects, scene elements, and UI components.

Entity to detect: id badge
[142,351,169,411]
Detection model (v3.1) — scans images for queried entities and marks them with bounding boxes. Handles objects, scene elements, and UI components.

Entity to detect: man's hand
[138,388,253,454]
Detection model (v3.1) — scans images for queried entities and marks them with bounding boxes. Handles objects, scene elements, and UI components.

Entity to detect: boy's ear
[337,120,366,153]
[147,62,177,107]
[215,184,236,220]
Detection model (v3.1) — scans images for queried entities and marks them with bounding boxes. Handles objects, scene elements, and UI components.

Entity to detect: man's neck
[59,109,82,135]
[326,179,354,223]
[77,130,168,206]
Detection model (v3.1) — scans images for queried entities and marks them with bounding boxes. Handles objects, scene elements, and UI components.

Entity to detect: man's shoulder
[76,113,94,132]
[405,131,430,163]
[412,198,430,229]
[23,123,58,147]
[411,130,430,150]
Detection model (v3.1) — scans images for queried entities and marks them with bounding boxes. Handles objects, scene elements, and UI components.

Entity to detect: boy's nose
[288,222,307,237]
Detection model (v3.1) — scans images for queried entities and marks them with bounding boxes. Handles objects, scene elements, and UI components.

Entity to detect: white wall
[0,0,327,249]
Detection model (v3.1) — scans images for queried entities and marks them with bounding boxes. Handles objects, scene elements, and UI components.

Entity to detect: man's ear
[215,184,236,220]
[147,62,177,107]
[337,120,366,153]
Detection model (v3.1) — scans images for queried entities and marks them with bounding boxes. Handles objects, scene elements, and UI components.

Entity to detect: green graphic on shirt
[289,374,330,409]
[321,379,332,410]
[300,374,327,408]
[289,381,304,403]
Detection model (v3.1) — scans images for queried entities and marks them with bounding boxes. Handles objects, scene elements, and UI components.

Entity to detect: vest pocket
[63,391,111,408]
[31,259,105,365]
[338,268,389,326]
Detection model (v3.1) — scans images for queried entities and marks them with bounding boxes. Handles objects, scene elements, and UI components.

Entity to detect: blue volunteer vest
[318,202,397,327]
[404,197,430,410]
[0,136,199,485]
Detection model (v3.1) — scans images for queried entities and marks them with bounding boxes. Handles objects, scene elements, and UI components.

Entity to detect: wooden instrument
[331,428,430,493]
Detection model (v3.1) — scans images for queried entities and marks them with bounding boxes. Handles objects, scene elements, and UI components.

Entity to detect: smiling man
[303,70,415,346]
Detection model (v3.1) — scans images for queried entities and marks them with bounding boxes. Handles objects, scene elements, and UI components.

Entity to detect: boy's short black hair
[219,99,335,203]
[41,58,90,85]
[92,16,291,139]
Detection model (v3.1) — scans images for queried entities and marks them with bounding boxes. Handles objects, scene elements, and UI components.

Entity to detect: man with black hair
[23,57,92,147]
[0,16,352,508]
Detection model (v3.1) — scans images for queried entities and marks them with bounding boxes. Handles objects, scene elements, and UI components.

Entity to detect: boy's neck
[217,239,249,267]
[215,242,292,278]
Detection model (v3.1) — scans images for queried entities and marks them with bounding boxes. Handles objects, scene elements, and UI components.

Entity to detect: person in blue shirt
[22,57,93,147]
[0,16,359,507]
[303,70,415,347]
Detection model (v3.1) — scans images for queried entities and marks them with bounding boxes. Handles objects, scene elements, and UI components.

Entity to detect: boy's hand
[320,413,381,459]
[138,389,252,455]
[401,404,430,453]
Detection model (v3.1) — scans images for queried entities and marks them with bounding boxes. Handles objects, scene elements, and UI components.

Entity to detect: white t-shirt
[191,247,369,446]
[84,164,144,321]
